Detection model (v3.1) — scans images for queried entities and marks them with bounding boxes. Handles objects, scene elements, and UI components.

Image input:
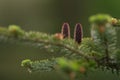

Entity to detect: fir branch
[1,14,120,76]
[21,58,57,72]
[0,25,94,60]
[89,14,120,74]
[21,57,97,73]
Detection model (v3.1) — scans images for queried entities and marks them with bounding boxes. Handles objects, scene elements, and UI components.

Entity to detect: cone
[74,23,83,44]
[61,23,70,38]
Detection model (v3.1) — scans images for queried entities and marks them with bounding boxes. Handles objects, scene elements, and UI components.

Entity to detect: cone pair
[61,23,83,44]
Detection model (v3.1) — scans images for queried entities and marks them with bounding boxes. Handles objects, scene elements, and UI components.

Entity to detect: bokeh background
[0,0,120,80]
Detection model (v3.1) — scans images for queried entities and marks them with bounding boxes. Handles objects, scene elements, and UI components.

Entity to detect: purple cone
[74,23,83,44]
[61,23,70,38]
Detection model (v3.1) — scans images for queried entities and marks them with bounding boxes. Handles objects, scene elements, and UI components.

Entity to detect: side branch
[0,26,94,60]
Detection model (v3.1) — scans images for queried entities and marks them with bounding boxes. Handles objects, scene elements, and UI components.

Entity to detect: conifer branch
[0,14,120,77]
[0,25,93,60]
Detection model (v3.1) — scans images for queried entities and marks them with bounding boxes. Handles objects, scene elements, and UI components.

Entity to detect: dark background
[0,0,120,80]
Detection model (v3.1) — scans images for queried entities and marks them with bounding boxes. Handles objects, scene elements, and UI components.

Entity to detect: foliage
[89,14,112,25]
[21,59,32,69]
[8,25,25,37]
[21,58,57,72]
[0,14,120,79]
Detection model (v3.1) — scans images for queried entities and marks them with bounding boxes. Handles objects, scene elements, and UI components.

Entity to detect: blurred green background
[0,0,120,80]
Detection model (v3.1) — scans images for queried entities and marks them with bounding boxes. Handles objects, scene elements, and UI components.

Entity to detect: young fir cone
[61,23,70,38]
[79,66,86,74]
[98,25,106,33]
[54,33,64,40]
[74,23,83,44]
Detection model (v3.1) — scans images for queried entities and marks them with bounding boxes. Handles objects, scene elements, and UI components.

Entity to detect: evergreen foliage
[0,14,120,79]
